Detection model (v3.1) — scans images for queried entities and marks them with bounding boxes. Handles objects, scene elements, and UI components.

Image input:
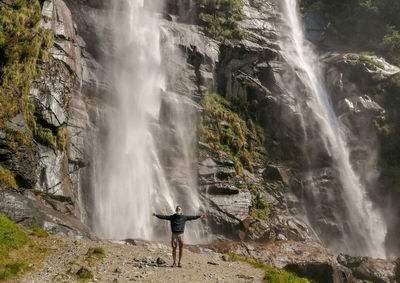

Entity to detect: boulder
[0,187,93,237]
[337,254,398,283]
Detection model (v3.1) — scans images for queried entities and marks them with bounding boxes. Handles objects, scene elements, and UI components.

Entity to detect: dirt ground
[13,234,264,282]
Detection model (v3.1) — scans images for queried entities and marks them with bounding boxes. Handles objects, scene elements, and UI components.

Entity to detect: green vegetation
[76,267,93,280]
[86,247,106,259]
[374,74,400,191]
[250,197,269,221]
[0,0,66,175]
[30,225,49,238]
[300,0,400,66]
[0,213,45,280]
[199,0,245,41]
[199,93,265,175]
[228,252,311,283]
[0,166,17,189]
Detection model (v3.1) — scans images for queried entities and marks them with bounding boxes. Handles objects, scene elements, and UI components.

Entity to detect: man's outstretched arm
[185,213,206,221]
[152,212,171,220]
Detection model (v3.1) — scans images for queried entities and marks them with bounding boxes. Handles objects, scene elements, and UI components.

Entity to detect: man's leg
[171,235,177,267]
[178,243,183,264]
[178,234,184,267]
[172,246,177,264]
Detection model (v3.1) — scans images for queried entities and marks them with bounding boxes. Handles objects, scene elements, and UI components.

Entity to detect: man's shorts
[171,232,184,248]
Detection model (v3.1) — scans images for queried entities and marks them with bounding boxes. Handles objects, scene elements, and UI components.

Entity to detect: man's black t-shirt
[155,213,200,233]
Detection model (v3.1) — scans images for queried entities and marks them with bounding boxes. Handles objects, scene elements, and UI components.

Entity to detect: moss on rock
[199,0,246,41]
[199,93,265,175]
[0,166,18,189]
[0,0,61,178]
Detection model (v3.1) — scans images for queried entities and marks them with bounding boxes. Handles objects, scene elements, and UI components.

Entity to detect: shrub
[382,25,400,65]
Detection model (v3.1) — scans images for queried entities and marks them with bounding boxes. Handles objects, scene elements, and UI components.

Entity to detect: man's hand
[200,213,206,218]
[152,212,156,216]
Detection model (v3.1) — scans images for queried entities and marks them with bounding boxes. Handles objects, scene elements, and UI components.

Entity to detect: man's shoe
[177,262,182,268]
[171,262,176,268]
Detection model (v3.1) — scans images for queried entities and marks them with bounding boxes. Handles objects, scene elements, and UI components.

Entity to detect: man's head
[176,206,182,214]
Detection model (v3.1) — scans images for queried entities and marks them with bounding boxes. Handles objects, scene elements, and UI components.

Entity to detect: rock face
[1,0,399,274]
[208,240,399,283]
[0,0,105,235]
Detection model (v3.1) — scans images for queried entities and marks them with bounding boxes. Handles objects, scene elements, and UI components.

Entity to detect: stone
[337,254,397,283]
[0,188,93,237]
[262,165,289,185]
[156,257,166,266]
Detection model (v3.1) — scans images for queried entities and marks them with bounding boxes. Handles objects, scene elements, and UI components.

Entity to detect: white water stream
[280,0,387,258]
[92,0,203,241]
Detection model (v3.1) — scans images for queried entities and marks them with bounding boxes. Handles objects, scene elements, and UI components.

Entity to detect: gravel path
[13,235,264,282]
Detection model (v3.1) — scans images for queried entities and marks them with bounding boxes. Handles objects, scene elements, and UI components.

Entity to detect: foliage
[0,166,17,189]
[228,252,311,283]
[0,0,65,173]
[382,26,400,66]
[199,0,245,41]
[250,196,269,221]
[373,74,400,192]
[300,0,400,66]
[199,93,265,175]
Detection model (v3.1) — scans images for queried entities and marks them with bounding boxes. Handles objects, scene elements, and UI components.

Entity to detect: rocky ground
[12,235,264,283]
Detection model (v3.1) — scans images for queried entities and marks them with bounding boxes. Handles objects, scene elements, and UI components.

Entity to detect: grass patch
[86,247,105,259]
[199,93,265,175]
[228,252,310,282]
[76,266,93,279]
[0,166,17,189]
[0,213,45,280]
[29,225,49,238]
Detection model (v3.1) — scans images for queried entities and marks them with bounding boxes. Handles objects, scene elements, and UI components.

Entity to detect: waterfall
[280,0,387,258]
[92,0,203,242]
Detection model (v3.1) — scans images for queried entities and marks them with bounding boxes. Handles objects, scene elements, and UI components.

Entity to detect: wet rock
[262,165,289,185]
[160,19,219,98]
[36,145,70,197]
[337,254,397,283]
[29,58,71,127]
[285,262,353,283]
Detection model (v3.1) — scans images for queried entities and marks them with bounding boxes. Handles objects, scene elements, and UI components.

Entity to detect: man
[152,206,205,267]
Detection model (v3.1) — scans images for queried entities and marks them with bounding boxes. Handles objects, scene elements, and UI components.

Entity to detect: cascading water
[280,0,387,258]
[92,0,203,241]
